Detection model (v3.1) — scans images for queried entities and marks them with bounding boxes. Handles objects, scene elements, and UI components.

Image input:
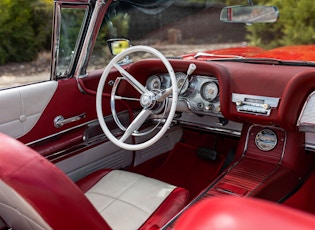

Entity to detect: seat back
[0,133,110,230]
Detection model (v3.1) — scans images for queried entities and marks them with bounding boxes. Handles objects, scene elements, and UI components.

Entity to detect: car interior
[1,0,315,229]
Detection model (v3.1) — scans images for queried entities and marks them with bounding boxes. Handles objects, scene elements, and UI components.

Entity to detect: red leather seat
[174,196,315,230]
[0,133,188,229]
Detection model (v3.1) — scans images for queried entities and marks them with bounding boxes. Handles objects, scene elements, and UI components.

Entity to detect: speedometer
[201,81,219,101]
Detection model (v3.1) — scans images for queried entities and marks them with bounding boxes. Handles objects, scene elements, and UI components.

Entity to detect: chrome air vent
[232,93,280,116]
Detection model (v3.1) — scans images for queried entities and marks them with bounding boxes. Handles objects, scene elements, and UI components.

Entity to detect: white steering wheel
[96,45,178,151]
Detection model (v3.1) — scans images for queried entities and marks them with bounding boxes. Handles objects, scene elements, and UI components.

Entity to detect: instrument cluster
[146,72,221,115]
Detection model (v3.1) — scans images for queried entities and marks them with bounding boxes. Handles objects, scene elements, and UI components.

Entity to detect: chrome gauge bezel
[200,81,219,102]
[176,72,189,95]
[146,75,161,90]
[255,128,278,151]
[145,73,221,115]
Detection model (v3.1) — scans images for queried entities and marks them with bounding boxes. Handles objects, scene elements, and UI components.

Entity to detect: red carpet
[284,168,315,214]
[151,143,225,200]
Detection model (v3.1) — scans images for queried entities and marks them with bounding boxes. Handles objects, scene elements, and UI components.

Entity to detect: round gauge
[176,72,189,94]
[201,81,219,101]
[146,75,161,90]
[255,129,278,151]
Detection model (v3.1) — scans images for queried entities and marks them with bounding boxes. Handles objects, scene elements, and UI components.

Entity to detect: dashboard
[78,57,315,152]
[124,58,315,131]
[94,58,315,150]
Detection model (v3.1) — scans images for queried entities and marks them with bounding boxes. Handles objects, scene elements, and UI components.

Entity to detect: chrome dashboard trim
[305,144,315,152]
[177,113,242,137]
[179,120,241,137]
[146,73,221,115]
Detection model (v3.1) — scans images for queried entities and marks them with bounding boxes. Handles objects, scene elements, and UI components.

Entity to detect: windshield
[87,0,315,70]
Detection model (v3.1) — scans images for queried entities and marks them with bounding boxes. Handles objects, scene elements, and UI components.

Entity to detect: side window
[0,3,87,90]
[55,7,88,77]
[0,2,53,90]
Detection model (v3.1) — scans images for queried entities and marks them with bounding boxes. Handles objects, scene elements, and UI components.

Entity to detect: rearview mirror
[107,39,130,55]
[220,5,279,24]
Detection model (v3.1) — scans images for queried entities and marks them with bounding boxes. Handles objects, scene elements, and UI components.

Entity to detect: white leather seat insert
[85,170,176,230]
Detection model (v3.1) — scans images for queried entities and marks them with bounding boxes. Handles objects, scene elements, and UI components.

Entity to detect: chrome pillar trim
[50,2,62,80]
[51,1,91,80]
[74,0,109,78]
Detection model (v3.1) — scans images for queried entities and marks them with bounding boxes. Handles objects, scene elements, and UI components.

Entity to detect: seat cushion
[77,170,189,230]
[174,196,315,230]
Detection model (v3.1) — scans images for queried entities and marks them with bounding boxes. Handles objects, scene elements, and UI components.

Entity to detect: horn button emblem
[140,92,155,109]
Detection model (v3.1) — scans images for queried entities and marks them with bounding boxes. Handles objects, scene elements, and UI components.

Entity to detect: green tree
[0,0,53,64]
[246,0,315,49]
[191,0,315,49]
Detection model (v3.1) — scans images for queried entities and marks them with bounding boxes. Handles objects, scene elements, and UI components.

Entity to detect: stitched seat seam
[87,176,154,215]
[88,191,151,215]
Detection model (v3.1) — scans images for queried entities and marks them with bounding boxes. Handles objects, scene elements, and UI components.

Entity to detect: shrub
[0,0,53,64]
[246,0,315,49]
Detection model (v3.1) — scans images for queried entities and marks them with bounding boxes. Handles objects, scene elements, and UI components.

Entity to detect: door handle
[54,113,86,128]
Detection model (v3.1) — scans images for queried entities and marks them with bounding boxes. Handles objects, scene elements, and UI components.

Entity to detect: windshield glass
[88,0,315,71]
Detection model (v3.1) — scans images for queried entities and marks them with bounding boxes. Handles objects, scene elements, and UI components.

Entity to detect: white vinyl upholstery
[85,170,176,230]
[0,81,57,138]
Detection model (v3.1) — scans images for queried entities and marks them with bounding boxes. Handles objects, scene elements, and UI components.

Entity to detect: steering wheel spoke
[113,63,148,95]
[119,109,152,143]
[114,95,140,101]
[155,86,173,102]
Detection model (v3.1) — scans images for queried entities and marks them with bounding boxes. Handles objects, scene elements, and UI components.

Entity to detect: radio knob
[236,101,243,106]
[263,103,270,110]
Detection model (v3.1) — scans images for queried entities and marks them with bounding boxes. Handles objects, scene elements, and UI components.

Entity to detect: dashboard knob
[263,103,270,110]
[236,100,243,106]
[205,104,213,110]
[216,106,221,112]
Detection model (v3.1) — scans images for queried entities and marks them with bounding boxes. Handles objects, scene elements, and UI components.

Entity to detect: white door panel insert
[0,81,58,138]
